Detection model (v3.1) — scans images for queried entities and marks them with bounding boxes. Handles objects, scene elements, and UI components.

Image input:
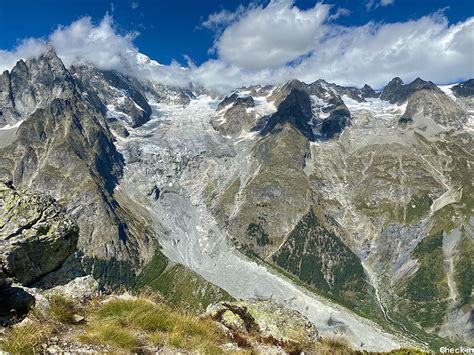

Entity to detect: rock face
[262,88,316,140]
[206,300,318,346]
[71,65,152,128]
[452,79,474,97]
[0,181,78,285]
[0,47,76,127]
[399,89,468,127]
[0,51,161,285]
[380,77,439,104]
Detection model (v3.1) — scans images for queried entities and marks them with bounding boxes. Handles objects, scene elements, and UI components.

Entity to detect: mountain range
[0,47,472,352]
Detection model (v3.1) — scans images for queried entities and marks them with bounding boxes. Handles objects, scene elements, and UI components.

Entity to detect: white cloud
[0,38,47,73]
[367,0,395,11]
[194,0,473,90]
[0,1,473,93]
[212,0,331,69]
[200,4,250,34]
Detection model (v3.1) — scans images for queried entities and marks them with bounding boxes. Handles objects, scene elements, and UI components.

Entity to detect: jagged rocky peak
[71,65,152,129]
[261,86,315,141]
[307,79,378,102]
[217,92,255,111]
[452,79,474,97]
[0,47,76,127]
[260,78,352,141]
[360,83,378,98]
[380,76,439,104]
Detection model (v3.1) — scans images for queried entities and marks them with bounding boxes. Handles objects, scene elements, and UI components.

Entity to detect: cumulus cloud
[212,0,331,69]
[0,0,473,92]
[0,16,136,73]
[0,15,190,87]
[194,0,473,90]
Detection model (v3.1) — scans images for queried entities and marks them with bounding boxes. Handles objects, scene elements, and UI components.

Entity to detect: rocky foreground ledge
[0,181,78,325]
[0,287,361,354]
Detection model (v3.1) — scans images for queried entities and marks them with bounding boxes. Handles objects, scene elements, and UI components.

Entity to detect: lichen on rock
[205,300,318,347]
[0,181,79,285]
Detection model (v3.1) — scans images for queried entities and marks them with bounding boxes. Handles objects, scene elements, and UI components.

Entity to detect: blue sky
[0,0,473,90]
[1,0,472,66]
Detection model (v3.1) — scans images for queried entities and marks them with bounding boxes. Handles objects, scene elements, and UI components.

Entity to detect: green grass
[81,323,139,350]
[46,294,78,324]
[80,295,229,352]
[0,322,53,353]
[136,263,234,314]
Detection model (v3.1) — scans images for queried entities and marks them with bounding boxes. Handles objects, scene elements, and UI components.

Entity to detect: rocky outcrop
[45,275,99,300]
[212,95,256,137]
[0,182,78,325]
[0,181,78,285]
[452,79,474,97]
[0,47,76,127]
[380,77,440,104]
[399,89,468,128]
[71,65,152,128]
[206,300,318,348]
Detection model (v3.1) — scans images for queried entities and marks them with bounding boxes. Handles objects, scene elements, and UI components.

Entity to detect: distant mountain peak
[380,77,438,104]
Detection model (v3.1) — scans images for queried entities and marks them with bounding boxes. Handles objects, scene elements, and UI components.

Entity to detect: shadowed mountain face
[0,48,472,351]
[380,77,440,104]
[261,88,316,140]
[259,80,352,140]
[452,79,474,97]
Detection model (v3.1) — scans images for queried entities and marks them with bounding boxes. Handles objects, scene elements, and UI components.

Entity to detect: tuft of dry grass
[79,323,139,350]
[79,294,230,353]
[0,321,53,353]
[1,290,367,354]
[46,294,78,324]
[311,336,355,354]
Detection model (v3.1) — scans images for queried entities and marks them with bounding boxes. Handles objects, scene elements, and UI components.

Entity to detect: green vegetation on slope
[397,232,449,328]
[81,296,228,353]
[272,208,380,319]
[246,223,272,247]
[134,251,168,289]
[454,232,473,308]
[83,256,137,289]
[135,253,233,314]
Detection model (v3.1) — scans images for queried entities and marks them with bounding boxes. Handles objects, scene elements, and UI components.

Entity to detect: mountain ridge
[0,48,472,352]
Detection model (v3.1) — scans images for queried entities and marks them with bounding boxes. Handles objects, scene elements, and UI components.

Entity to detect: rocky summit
[0,47,472,354]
